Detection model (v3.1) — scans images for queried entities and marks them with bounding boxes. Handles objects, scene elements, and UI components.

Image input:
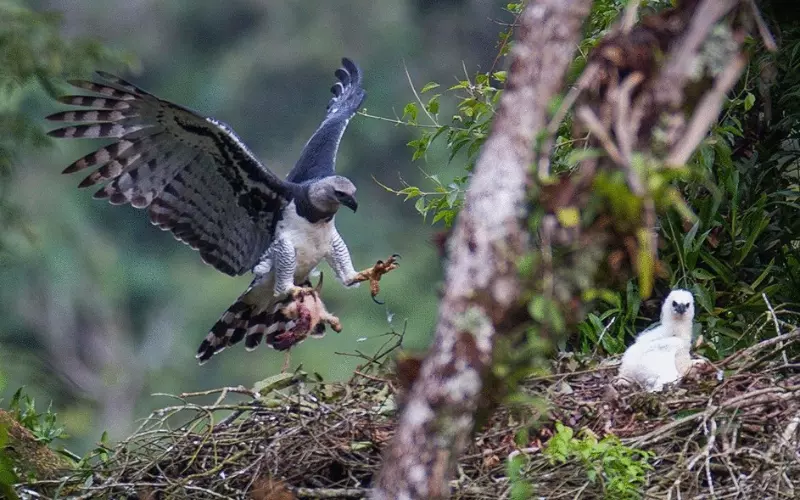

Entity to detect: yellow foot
[347,254,400,304]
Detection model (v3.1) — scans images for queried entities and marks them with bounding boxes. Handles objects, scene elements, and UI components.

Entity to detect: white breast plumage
[277,201,334,279]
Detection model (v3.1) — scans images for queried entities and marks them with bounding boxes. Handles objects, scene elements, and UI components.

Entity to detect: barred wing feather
[48,72,289,276]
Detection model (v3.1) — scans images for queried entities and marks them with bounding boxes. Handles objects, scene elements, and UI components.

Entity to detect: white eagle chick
[617,289,696,392]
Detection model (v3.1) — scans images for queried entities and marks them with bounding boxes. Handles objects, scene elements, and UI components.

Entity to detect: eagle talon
[348,254,400,303]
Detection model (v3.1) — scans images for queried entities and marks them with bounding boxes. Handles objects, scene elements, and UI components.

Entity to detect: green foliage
[538,6,800,359]
[7,388,66,445]
[381,0,800,366]
[577,281,643,353]
[377,171,465,226]
[0,388,72,496]
[0,0,131,258]
[374,4,517,227]
[506,453,533,500]
[0,423,20,500]
[544,422,654,499]
[584,31,800,358]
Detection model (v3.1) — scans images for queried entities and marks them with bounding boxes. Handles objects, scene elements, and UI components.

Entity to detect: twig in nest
[179,385,261,403]
[292,486,368,498]
[762,293,790,366]
[723,328,800,369]
[591,316,617,358]
[686,419,719,497]
[354,370,391,384]
[340,324,406,384]
[767,409,800,458]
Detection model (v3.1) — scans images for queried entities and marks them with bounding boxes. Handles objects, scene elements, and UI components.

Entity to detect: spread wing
[48,72,291,276]
[286,58,366,183]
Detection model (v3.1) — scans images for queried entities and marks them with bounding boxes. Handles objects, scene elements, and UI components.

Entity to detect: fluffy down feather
[617,289,696,392]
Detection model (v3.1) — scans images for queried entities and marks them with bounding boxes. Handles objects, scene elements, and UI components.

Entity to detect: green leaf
[736,212,769,265]
[414,197,427,217]
[403,102,418,123]
[750,258,775,290]
[691,283,714,314]
[397,186,422,200]
[253,372,296,395]
[432,210,450,224]
[743,92,755,111]
[637,228,654,298]
[510,481,532,500]
[682,221,700,253]
[528,296,546,322]
[691,268,715,280]
[699,249,733,285]
[556,207,580,228]
[349,441,374,451]
[445,188,459,208]
[565,147,602,166]
[420,81,440,93]
[425,94,440,115]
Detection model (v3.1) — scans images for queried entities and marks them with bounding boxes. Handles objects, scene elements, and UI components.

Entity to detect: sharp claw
[391,253,401,260]
[372,294,385,305]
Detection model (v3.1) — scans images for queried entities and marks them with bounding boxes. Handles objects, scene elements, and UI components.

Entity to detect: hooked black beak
[673,303,688,314]
[341,195,358,212]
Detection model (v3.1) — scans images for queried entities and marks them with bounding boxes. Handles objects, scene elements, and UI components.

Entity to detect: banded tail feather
[196,275,342,364]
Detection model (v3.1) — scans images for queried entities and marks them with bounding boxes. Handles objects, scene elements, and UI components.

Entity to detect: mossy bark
[0,409,72,483]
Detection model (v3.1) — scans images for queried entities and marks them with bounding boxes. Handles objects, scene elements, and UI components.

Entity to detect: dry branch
[371,1,593,498]
[15,329,800,499]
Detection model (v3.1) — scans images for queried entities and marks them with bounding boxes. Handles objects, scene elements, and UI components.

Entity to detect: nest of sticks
[17,329,800,499]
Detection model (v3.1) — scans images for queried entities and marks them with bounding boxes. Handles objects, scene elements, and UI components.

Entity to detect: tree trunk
[371,1,593,498]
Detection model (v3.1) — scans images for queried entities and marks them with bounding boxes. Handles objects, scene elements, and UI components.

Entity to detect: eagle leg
[347,254,400,304]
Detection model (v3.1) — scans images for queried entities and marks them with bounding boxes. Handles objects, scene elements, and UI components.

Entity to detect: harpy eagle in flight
[47,58,397,365]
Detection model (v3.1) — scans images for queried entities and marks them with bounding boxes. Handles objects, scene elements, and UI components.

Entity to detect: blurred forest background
[0,0,513,453]
[4,0,800,475]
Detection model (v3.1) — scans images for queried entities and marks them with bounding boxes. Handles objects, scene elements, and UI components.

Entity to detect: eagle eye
[672,300,677,307]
